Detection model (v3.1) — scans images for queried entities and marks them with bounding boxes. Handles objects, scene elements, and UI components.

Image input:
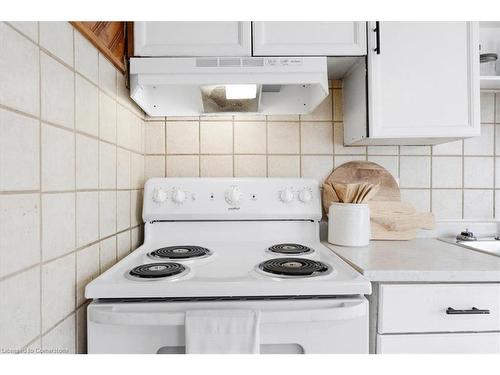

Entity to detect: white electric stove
[86,177,371,354]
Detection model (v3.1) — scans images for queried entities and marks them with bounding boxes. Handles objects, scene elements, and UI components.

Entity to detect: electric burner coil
[129,262,186,279]
[148,245,212,260]
[267,243,314,255]
[258,258,330,277]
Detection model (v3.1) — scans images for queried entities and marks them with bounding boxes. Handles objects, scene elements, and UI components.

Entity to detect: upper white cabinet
[252,22,367,56]
[344,22,480,145]
[134,22,252,56]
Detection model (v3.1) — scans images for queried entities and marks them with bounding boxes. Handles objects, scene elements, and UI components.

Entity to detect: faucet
[456,228,477,242]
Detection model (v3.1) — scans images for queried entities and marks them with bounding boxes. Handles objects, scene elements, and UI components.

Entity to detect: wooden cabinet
[252,22,366,56]
[134,22,252,57]
[344,21,480,145]
[375,284,500,354]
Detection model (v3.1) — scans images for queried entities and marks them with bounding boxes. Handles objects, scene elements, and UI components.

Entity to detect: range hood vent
[129,57,328,117]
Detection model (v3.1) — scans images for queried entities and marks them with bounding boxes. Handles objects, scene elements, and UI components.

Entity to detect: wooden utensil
[326,161,400,201]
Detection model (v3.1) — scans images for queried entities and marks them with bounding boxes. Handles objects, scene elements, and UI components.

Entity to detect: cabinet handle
[373,21,381,55]
[446,307,490,315]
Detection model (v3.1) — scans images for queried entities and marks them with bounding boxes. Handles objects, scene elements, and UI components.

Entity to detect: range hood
[129,56,328,117]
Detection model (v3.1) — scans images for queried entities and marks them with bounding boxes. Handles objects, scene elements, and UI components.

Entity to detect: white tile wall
[0,109,40,190]
[143,86,499,223]
[0,194,40,278]
[75,74,99,137]
[0,22,145,353]
[0,267,40,350]
[41,193,75,261]
[40,52,75,129]
[0,23,40,116]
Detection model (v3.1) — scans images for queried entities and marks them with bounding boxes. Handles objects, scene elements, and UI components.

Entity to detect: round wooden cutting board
[326,161,400,201]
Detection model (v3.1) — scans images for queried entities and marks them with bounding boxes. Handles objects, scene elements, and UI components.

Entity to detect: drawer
[378,284,500,334]
[377,332,500,354]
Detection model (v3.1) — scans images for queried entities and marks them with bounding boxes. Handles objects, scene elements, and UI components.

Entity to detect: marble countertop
[324,239,500,282]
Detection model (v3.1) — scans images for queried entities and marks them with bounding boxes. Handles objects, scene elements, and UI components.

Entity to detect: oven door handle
[89,300,367,326]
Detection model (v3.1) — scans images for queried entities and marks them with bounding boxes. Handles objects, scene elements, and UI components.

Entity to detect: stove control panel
[143,178,321,221]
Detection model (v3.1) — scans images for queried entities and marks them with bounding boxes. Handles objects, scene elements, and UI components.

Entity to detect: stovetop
[85,178,371,299]
[85,222,371,299]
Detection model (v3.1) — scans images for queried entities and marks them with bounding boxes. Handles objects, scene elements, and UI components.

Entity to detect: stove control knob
[225,186,242,206]
[280,188,294,203]
[298,188,313,203]
[152,187,167,203]
[171,189,186,204]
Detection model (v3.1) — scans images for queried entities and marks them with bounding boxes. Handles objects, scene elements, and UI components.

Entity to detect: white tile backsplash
[99,142,117,189]
[200,155,233,177]
[40,52,75,129]
[167,121,200,154]
[0,109,40,191]
[463,124,494,155]
[41,313,76,354]
[464,189,494,220]
[41,253,75,331]
[463,157,494,188]
[0,267,40,350]
[39,22,74,67]
[41,193,75,261]
[399,156,431,188]
[301,122,333,155]
[99,92,117,143]
[0,194,40,278]
[99,191,117,239]
[74,31,98,84]
[166,155,199,177]
[100,236,117,272]
[268,155,300,177]
[76,192,99,248]
[7,21,38,42]
[76,134,99,190]
[98,53,117,97]
[76,244,99,306]
[432,189,463,220]
[234,155,267,177]
[234,122,266,154]
[200,121,233,154]
[145,121,166,154]
[0,22,144,352]
[301,155,334,182]
[41,124,75,191]
[117,148,131,189]
[75,74,99,137]
[432,157,463,188]
[117,190,131,231]
[268,122,300,154]
[0,23,40,116]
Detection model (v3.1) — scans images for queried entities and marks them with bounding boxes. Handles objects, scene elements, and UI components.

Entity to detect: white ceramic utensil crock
[328,203,370,247]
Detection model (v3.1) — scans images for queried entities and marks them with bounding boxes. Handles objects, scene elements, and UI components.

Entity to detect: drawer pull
[446,307,490,315]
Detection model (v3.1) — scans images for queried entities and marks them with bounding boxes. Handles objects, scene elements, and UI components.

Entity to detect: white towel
[185,309,260,354]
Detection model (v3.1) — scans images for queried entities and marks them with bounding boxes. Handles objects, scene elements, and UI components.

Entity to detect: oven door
[87,297,368,354]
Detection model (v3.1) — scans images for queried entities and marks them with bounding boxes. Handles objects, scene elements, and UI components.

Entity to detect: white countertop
[323,239,500,282]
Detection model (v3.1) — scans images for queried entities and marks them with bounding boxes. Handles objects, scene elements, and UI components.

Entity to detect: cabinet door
[253,22,366,56]
[377,333,500,354]
[367,22,480,141]
[134,22,251,56]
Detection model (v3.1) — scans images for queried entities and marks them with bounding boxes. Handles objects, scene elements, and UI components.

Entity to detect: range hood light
[225,84,257,100]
